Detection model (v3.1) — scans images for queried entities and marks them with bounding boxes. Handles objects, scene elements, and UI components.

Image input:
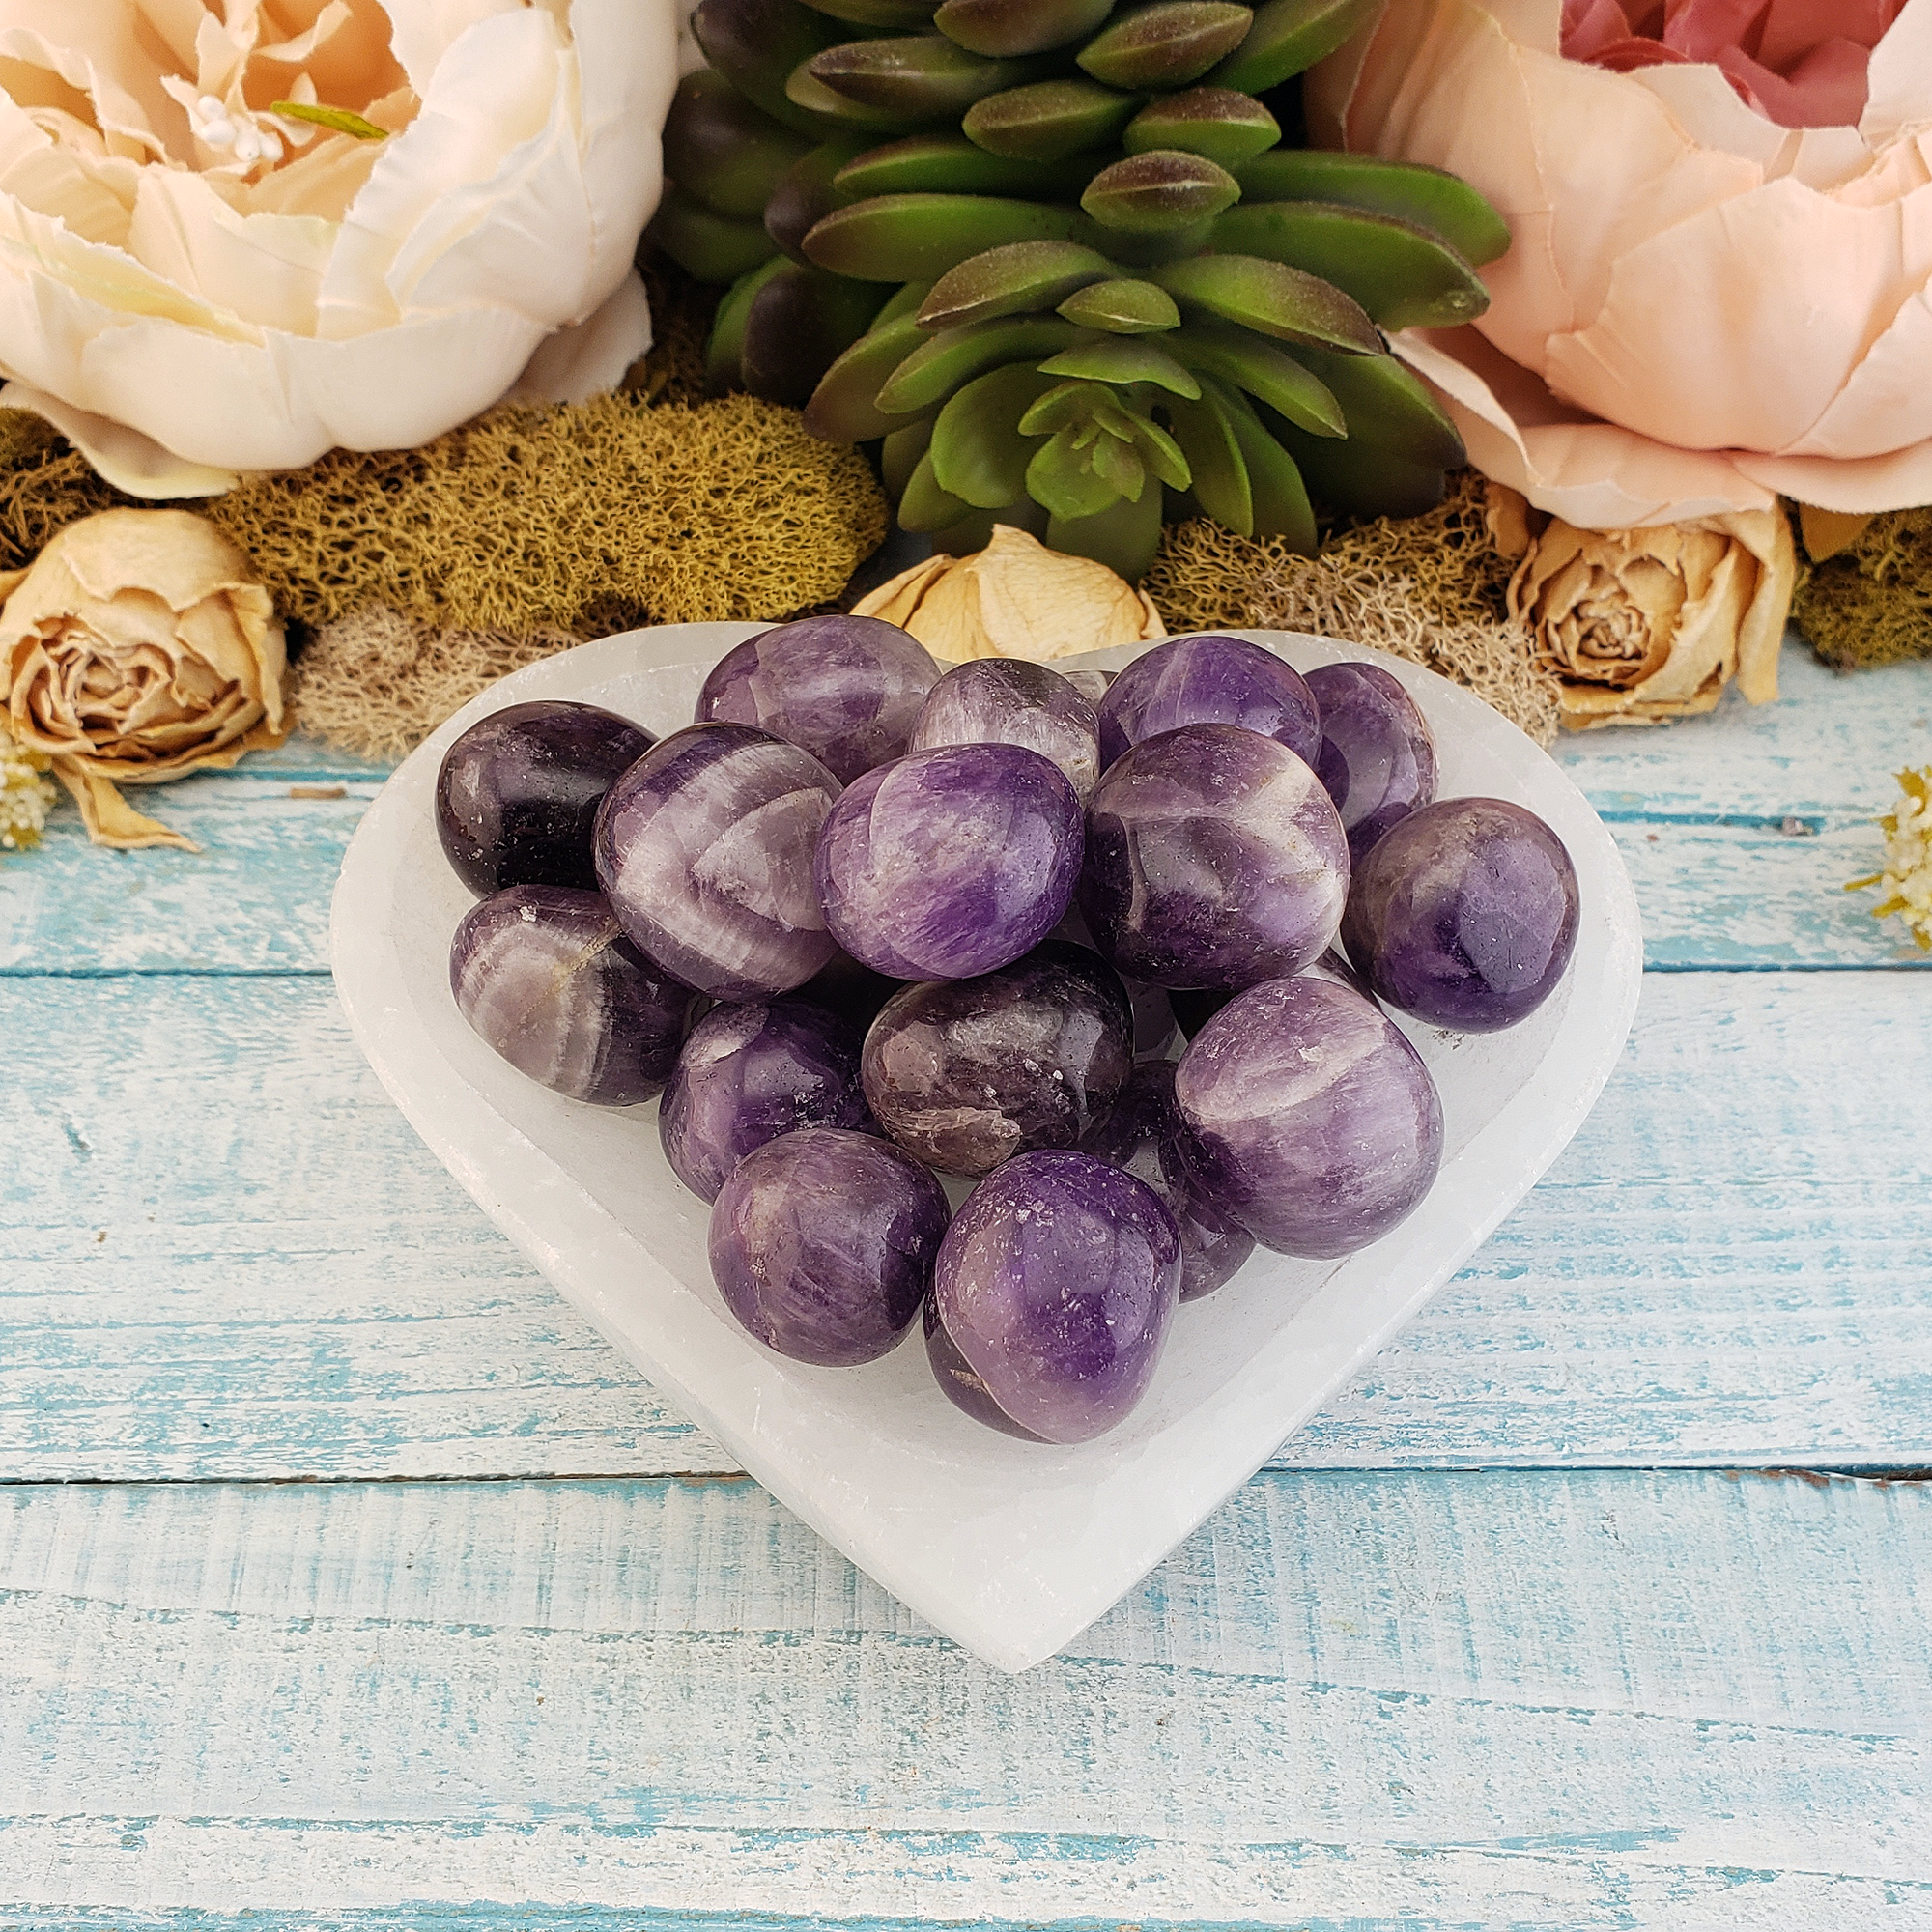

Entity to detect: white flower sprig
[1848,768,1932,953]
[0,721,54,853]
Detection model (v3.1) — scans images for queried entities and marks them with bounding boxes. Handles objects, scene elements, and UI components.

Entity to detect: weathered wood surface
[2,635,1928,1931]
[3,957,1925,1481]
[1,1469,1925,1928]
[2,642,1926,975]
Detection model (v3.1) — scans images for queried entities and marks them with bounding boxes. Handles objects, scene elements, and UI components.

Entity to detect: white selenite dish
[331,623,1643,1671]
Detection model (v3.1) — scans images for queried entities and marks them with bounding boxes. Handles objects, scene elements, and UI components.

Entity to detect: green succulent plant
[657,0,1512,582]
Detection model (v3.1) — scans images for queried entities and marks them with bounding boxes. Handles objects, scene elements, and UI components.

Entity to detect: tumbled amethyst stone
[708,1126,950,1368]
[696,613,941,783]
[1095,634,1321,771]
[930,1150,1180,1443]
[923,1297,1048,1441]
[814,742,1083,981]
[1305,661,1438,864]
[910,658,1102,800]
[1342,797,1581,1032]
[437,700,654,896]
[594,724,842,1002]
[1081,1061,1254,1302]
[660,999,871,1203]
[861,941,1132,1177]
[1079,722,1350,991]
[1175,977,1444,1258]
[450,885,692,1105]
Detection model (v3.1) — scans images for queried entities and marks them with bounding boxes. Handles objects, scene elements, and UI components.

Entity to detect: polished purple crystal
[708,1126,950,1367]
[1052,902,1176,1059]
[1305,661,1438,864]
[696,613,941,783]
[909,658,1102,799]
[1342,797,1581,1032]
[1174,977,1443,1258]
[450,885,692,1105]
[814,742,1083,980]
[437,700,654,895]
[594,724,842,1001]
[1081,1061,1254,1301]
[929,1150,1180,1443]
[1078,722,1350,991]
[660,999,871,1202]
[1095,634,1321,771]
[861,941,1132,1177]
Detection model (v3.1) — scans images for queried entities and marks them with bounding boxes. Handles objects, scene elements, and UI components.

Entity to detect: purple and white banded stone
[696,613,941,783]
[594,724,842,1002]
[1078,722,1350,991]
[1175,976,1443,1258]
[450,885,693,1106]
[1095,633,1321,771]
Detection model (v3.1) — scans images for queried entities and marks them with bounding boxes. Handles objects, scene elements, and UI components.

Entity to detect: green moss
[1794,506,1932,671]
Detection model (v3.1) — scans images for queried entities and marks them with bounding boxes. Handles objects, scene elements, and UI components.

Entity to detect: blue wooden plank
[2,640,1926,977]
[0,1469,1924,1927]
[2,969,1925,1480]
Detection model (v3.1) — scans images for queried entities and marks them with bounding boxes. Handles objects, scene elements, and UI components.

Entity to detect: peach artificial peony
[1309,0,1932,526]
[0,1,682,496]
[1561,0,1909,129]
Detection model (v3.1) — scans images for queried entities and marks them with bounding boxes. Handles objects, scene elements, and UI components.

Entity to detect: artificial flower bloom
[0,509,288,849]
[0,720,52,850]
[1309,0,1932,526]
[0,1,681,494]
[854,525,1167,664]
[1849,768,1932,951]
[1489,485,1794,724]
[1561,0,1909,128]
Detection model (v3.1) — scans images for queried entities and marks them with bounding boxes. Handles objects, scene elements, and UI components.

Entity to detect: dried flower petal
[854,525,1166,664]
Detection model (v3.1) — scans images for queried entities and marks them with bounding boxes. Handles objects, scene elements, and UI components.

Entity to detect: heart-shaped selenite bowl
[332,624,1642,1671]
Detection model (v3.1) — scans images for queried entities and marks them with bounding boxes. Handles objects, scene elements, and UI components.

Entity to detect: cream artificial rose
[0,507,289,847]
[1489,486,1796,725]
[1310,0,1932,526]
[0,1,680,495]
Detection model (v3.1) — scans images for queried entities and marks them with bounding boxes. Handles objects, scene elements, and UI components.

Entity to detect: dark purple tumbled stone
[1305,661,1438,864]
[450,885,693,1105]
[696,613,941,783]
[861,941,1132,1177]
[1095,634,1321,771]
[1342,797,1581,1032]
[708,1126,950,1368]
[910,658,1102,800]
[1174,977,1444,1258]
[814,742,1083,981]
[1078,722,1350,991]
[660,999,872,1203]
[437,700,654,895]
[929,1150,1180,1443]
[923,1297,1048,1442]
[594,724,842,1002]
[1081,1061,1254,1302]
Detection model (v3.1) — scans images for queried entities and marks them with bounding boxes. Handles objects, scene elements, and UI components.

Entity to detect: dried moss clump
[0,439,127,573]
[292,608,584,762]
[208,389,887,639]
[1146,472,1560,745]
[1795,508,1932,670]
